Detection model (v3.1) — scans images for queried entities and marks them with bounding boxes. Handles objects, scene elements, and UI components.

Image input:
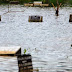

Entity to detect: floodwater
[0,5,72,72]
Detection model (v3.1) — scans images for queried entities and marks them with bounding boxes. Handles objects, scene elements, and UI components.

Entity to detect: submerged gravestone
[69,14,72,22]
[17,54,33,72]
[0,46,21,56]
[28,15,43,22]
[0,15,1,21]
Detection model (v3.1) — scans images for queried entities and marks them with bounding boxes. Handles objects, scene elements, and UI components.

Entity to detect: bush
[0,0,8,4]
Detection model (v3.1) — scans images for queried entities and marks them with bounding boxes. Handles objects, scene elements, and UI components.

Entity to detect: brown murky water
[0,5,72,72]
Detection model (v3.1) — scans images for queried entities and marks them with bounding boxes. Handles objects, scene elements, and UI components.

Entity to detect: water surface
[0,5,72,72]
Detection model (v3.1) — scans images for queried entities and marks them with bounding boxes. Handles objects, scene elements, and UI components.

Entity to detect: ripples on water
[0,5,72,72]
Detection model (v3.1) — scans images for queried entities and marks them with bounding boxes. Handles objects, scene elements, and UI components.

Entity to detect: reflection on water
[0,56,18,72]
[0,5,72,72]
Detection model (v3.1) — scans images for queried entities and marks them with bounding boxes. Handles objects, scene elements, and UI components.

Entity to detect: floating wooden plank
[0,46,21,56]
[69,14,72,22]
[28,15,43,22]
[10,1,19,4]
[0,15,1,21]
[17,54,33,72]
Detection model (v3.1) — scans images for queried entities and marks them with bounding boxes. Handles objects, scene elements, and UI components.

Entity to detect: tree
[43,0,49,4]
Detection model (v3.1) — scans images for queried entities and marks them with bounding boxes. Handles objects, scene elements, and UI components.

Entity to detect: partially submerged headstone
[10,1,19,4]
[69,14,72,22]
[17,54,33,72]
[0,46,21,56]
[28,15,43,22]
[0,15,1,21]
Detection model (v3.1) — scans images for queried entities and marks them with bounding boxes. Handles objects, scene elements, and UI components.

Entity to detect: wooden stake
[0,15,1,21]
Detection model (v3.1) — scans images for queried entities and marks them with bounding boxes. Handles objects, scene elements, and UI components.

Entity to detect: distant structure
[34,1,42,6]
[24,1,49,7]
[52,0,62,16]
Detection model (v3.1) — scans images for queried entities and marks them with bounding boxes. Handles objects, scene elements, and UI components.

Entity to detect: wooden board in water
[0,46,21,56]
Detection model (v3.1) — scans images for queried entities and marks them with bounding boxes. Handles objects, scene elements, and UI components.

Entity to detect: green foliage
[0,0,72,6]
[24,49,27,54]
[19,0,34,4]
[0,0,8,4]
[69,0,72,5]
[42,0,49,4]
